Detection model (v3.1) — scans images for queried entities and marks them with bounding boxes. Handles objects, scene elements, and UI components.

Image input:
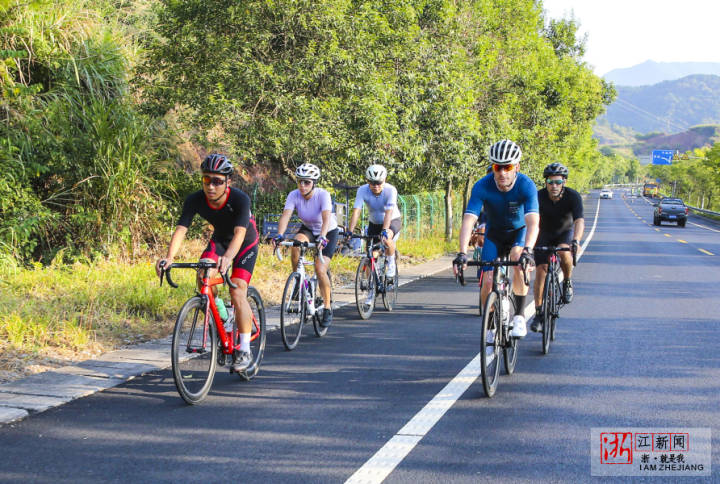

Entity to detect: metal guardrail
[686,205,720,217]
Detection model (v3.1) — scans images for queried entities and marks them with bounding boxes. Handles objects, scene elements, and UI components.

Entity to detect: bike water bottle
[215,296,229,320]
[501,298,510,326]
[225,304,235,332]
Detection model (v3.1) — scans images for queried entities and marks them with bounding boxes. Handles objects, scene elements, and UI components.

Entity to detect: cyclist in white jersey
[347,164,402,277]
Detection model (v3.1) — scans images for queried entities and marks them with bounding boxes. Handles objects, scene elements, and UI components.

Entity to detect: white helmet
[365,164,387,183]
[489,139,522,165]
[295,163,320,181]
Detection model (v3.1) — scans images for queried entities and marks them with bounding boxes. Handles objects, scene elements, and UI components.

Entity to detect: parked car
[653,197,688,227]
[599,189,613,199]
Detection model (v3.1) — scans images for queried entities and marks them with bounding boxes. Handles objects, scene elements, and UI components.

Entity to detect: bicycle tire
[280,272,304,350]
[238,287,267,380]
[382,254,399,311]
[542,267,554,354]
[171,296,218,404]
[313,269,333,337]
[355,257,375,320]
[503,294,518,375]
[480,291,501,398]
[550,272,560,341]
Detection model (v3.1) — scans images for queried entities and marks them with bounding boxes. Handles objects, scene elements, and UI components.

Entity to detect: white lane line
[690,222,720,233]
[346,199,602,484]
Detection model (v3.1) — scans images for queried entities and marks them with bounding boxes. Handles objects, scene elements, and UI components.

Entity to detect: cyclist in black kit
[155,154,259,371]
[531,162,584,332]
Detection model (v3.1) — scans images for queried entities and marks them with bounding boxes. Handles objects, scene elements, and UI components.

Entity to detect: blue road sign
[652,149,673,165]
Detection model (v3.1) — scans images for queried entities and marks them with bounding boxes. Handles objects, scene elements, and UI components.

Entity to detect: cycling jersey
[177,187,258,246]
[465,173,539,233]
[284,188,338,235]
[353,183,401,224]
[537,186,583,235]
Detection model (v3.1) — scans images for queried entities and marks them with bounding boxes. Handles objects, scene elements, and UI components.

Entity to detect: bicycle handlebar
[159,261,238,289]
[273,240,325,265]
[340,231,386,251]
[454,258,530,286]
[534,245,576,267]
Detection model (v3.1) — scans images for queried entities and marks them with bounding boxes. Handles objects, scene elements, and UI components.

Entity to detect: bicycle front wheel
[313,269,333,337]
[382,255,399,311]
[355,257,375,320]
[541,269,554,355]
[503,295,518,375]
[280,272,304,350]
[171,296,218,404]
[480,291,501,398]
[239,287,267,381]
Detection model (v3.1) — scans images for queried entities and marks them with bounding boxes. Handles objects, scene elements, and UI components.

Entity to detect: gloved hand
[520,247,535,268]
[453,252,468,268]
[380,229,389,240]
[317,235,329,249]
[272,233,285,246]
[571,239,579,256]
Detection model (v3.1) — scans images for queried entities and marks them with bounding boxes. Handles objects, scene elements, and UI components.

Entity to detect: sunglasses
[546,179,565,185]
[368,181,383,186]
[298,179,313,186]
[492,163,515,173]
[202,175,227,187]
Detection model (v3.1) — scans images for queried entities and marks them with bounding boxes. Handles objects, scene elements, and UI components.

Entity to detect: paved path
[0,255,454,425]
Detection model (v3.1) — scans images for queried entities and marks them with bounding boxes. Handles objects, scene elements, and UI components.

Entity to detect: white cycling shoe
[510,315,527,338]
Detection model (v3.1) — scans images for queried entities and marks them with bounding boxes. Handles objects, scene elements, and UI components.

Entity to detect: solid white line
[345,199,602,484]
[689,222,720,233]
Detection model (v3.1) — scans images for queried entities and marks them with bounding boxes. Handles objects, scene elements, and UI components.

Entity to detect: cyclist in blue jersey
[346,163,402,277]
[453,140,539,338]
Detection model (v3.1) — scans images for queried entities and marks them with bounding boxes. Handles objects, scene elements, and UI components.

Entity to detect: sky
[540,0,720,76]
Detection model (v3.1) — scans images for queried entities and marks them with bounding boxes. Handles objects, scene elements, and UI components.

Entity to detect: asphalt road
[1,191,718,483]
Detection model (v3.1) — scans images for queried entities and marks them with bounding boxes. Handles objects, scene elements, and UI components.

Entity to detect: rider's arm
[156,226,187,276]
[348,207,362,233]
[523,212,540,250]
[276,209,294,237]
[219,226,247,275]
[572,217,585,242]
[459,213,478,255]
[382,208,393,231]
[320,209,331,238]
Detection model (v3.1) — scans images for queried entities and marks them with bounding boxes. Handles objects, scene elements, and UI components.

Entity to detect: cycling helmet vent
[201,154,233,175]
[543,162,569,178]
[489,139,522,165]
[365,164,387,182]
[295,163,321,181]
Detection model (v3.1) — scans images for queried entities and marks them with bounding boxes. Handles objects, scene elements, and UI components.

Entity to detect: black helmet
[543,162,568,179]
[201,153,233,175]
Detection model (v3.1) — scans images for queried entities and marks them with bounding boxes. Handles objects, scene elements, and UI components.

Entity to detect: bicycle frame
[161,262,260,356]
[275,240,323,316]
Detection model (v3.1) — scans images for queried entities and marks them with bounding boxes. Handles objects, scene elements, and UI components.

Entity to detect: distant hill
[599,74,720,134]
[604,60,720,86]
[593,124,720,159]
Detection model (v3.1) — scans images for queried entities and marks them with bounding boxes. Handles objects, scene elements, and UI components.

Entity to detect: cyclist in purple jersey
[530,163,584,332]
[274,163,338,328]
[155,154,259,372]
[453,140,539,338]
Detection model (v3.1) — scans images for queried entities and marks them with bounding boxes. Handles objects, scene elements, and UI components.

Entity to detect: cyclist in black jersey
[155,154,259,371]
[531,163,584,332]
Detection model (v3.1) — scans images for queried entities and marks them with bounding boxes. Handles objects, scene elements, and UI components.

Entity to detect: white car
[600,189,613,199]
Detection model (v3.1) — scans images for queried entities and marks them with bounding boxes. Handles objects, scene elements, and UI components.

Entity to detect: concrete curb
[0,255,455,425]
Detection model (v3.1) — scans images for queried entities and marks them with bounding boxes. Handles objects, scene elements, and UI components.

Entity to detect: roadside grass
[0,234,455,382]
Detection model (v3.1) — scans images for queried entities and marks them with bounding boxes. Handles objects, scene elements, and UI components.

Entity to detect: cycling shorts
[534,229,572,266]
[201,239,258,283]
[478,227,526,275]
[295,226,340,259]
[367,218,402,240]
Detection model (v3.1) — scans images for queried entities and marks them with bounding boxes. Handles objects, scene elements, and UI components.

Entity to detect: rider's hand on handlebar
[571,239,579,256]
[380,229,389,240]
[520,247,535,270]
[156,258,171,278]
[452,252,468,274]
[272,233,285,247]
[217,255,233,276]
[317,235,329,249]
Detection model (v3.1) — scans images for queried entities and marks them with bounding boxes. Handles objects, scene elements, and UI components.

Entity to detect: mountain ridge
[604,60,720,86]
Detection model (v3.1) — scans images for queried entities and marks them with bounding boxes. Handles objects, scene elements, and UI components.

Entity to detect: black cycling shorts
[367,218,402,239]
[294,226,339,259]
[201,239,258,283]
[534,230,573,265]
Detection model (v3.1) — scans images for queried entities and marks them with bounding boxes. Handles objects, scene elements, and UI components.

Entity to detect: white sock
[387,254,395,266]
[239,332,251,353]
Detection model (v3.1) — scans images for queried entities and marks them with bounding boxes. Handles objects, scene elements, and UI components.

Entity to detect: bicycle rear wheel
[542,269,554,354]
[480,291,501,397]
[313,269,333,337]
[382,254,399,311]
[238,287,267,380]
[503,295,518,374]
[280,272,304,350]
[171,296,218,404]
[355,257,375,320]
